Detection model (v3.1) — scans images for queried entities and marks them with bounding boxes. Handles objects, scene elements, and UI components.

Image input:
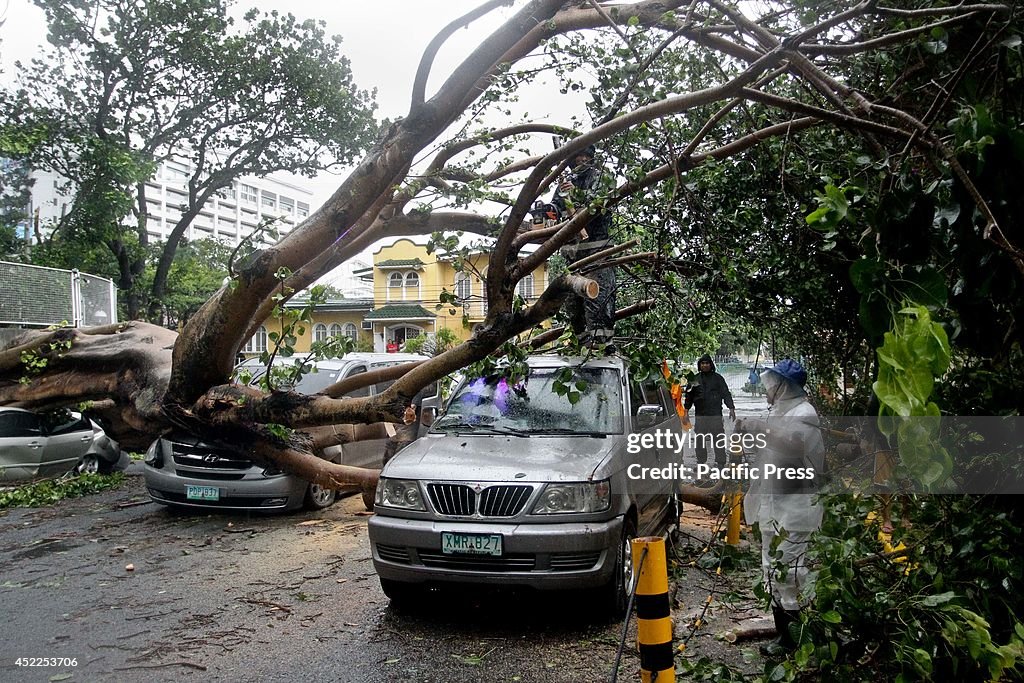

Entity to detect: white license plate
[441,532,502,556]
[186,485,220,501]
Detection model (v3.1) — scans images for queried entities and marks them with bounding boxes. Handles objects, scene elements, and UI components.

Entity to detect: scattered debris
[115,661,207,671]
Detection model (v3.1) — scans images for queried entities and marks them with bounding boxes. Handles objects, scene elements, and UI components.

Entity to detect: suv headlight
[375,477,426,511]
[531,480,610,514]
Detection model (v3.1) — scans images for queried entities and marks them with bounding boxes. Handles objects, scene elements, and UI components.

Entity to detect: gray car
[0,407,126,481]
[367,355,681,615]
[143,353,434,513]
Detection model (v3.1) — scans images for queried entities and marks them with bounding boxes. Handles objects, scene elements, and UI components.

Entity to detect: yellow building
[356,239,548,352]
[238,239,548,357]
[241,297,374,357]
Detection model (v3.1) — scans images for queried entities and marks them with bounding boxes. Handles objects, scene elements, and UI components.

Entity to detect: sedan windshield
[436,367,624,435]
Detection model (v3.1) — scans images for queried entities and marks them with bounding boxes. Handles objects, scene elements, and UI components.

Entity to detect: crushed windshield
[291,368,343,395]
[435,367,623,435]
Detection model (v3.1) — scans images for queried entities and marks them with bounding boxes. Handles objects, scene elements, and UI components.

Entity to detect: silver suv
[367,355,681,614]
[144,353,434,513]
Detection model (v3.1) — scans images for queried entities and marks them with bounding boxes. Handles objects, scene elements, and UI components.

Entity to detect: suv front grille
[427,483,475,516]
[479,485,532,516]
[427,483,535,517]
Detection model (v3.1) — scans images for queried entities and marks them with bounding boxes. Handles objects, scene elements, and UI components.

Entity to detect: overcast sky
[0,0,553,206]
[0,1,585,283]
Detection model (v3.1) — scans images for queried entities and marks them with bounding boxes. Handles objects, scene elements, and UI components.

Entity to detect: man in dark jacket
[551,144,615,346]
[684,354,736,467]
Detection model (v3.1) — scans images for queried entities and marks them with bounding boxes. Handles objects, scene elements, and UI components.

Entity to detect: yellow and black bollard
[725,444,744,545]
[632,536,675,682]
[725,490,743,545]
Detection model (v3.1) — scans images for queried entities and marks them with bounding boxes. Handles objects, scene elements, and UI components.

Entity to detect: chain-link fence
[0,260,117,328]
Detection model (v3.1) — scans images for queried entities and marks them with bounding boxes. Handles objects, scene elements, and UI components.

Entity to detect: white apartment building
[325,255,374,299]
[29,157,313,246]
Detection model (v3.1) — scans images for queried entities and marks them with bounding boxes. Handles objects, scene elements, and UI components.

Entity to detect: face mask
[762,374,782,405]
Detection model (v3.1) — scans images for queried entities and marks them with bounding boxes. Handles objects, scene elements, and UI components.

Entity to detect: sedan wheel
[303,482,337,510]
[75,454,112,475]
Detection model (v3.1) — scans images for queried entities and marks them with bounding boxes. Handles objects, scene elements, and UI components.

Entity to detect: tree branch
[410,0,515,109]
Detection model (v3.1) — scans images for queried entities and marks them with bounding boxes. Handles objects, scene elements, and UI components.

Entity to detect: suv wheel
[601,517,637,617]
[303,481,336,510]
[665,492,682,542]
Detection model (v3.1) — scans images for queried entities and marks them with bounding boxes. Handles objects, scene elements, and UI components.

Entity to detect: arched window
[404,271,419,288]
[454,272,471,301]
[343,323,358,340]
[313,323,328,343]
[329,323,343,338]
[388,272,404,288]
[517,273,534,300]
[243,326,268,354]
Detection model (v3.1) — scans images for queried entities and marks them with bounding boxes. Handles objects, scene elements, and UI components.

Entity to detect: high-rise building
[27,157,313,246]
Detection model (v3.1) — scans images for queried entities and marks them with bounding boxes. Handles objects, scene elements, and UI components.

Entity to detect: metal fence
[0,260,118,328]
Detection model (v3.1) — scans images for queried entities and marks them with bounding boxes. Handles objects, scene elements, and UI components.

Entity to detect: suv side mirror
[636,404,663,429]
[420,407,437,427]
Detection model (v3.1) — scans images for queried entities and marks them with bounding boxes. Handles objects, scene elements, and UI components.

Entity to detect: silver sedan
[0,407,125,481]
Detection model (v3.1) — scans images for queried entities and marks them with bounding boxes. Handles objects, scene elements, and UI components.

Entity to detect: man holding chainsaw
[543,144,616,347]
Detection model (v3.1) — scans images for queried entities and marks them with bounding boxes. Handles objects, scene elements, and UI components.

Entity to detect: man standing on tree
[551,144,616,347]
[684,354,736,469]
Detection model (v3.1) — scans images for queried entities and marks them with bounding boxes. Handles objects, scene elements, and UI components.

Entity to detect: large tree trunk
[1,0,1011,492]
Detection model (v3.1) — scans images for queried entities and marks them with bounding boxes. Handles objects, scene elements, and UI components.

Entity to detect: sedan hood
[383,433,615,483]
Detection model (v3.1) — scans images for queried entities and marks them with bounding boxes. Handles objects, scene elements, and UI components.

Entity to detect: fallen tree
[1,0,1016,495]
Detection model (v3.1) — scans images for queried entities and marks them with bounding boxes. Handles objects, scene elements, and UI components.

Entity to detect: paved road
[0,467,639,683]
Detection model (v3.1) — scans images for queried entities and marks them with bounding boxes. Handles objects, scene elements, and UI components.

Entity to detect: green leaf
[858,294,891,339]
[920,591,956,607]
[821,610,842,623]
[912,648,933,674]
[899,268,947,309]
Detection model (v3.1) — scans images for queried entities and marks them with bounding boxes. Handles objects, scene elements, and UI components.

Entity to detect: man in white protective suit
[739,358,825,655]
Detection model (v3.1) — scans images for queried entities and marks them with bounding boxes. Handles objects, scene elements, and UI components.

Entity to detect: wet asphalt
[0,368,768,683]
[0,465,642,683]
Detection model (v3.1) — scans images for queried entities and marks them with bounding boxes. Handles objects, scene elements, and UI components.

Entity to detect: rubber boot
[760,605,799,656]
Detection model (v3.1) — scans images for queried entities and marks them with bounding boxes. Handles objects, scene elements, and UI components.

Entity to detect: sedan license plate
[441,532,502,556]
[186,485,220,501]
